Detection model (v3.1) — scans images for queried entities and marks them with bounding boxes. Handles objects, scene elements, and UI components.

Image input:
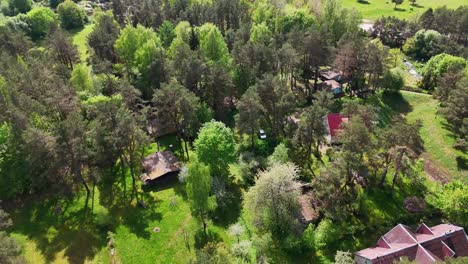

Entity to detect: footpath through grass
[400,91,467,181]
[72,24,95,63]
[342,0,464,20]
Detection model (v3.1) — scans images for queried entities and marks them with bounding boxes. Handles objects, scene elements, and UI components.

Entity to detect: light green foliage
[186,161,216,231]
[314,219,337,251]
[342,0,463,19]
[381,68,405,92]
[420,53,466,89]
[194,120,236,177]
[114,24,161,69]
[277,7,316,33]
[244,163,301,239]
[250,23,271,45]
[70,64,95,93]
[268,143,289,166]
[0,207,25,264]
[231,240,251,261]
[174,21,191,43]
[427,181,468,227]
[26,7,57,38]
[198,23,230,65]
[334,250,354,264]
[322,0,361,43]
[134,38,163,73]
[57,0,86,30]
[167,21,192,57]
[252,1,273,24]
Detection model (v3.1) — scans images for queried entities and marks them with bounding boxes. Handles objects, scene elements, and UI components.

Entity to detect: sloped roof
[355,223,468,263]
[325,113,349,138]
[141,151,181,181]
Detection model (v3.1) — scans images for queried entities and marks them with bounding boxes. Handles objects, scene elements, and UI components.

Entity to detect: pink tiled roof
[355,223,468,263]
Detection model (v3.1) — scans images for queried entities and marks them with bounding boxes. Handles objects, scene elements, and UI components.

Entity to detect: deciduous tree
[244,163,302,239]
[186,161,216,235]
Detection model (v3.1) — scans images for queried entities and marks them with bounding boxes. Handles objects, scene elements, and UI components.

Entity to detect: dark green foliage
[8,0,32,14]
[158,21,176,48]
[57,0,86,30]
[88,12,119,65]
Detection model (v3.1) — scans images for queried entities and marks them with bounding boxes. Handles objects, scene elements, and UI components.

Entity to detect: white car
[258,129,267,140]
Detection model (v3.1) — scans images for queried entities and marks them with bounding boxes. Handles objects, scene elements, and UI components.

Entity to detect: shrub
[26,7,57,39]
[57,0,86,30]
[381,68,405,92]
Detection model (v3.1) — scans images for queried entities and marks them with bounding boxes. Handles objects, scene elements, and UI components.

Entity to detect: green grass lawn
[7,137,244,263]
[342,0,464,20]
[398,91,467,181]
[72,23,95,63]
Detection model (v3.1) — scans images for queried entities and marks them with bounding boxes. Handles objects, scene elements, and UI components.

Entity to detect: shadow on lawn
[194,229,222,249]
[211,180,243,228]
[381,91,412,114]
[9,197,106,264]
[456,156,467,171]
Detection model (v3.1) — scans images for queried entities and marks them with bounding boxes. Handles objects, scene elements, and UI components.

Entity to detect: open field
[400,91,467,181]
[342,0,465,20]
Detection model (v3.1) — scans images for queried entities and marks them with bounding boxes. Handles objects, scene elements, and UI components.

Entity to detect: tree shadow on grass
[211,181,243,228]
[357,0,371,4]
[194,229,222,249]
[394,7,407,12]
[456,156,467,171]
[411,3,424,8]
[381,91,412,114]
[9,196,106,264]
[116,193,163,240]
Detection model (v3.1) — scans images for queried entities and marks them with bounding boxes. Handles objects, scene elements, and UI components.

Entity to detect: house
[320,80,343,96]
[323,113,349,144]
[140,151,181,184]
[319,69,343,82]
[355,223,468,264]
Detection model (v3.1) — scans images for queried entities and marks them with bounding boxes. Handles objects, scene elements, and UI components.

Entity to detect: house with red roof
[323,113,349,144]
[355,223,468,264]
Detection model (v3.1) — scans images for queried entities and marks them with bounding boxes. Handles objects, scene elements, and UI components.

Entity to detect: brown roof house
[320,69,343,82]
[355,223,468,264]
[140,151,181,184]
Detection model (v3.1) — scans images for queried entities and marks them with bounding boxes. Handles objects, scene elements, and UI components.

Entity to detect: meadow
[342,0,465,20]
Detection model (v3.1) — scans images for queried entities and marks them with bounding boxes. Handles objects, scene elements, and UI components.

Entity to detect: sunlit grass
[342,0,464,20]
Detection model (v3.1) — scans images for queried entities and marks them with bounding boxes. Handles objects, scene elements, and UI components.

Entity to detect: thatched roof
[140,151,181,182]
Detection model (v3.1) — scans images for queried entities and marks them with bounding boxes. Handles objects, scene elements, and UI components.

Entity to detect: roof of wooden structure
[140,151,181,182]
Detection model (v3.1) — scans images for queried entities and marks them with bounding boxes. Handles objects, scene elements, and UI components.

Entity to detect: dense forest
[0,0,467,263]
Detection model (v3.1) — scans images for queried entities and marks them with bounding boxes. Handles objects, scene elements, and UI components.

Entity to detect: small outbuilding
[320,80,343,96]
[140,151,181,183]
[323,113,349,144]
[319,69,343,82]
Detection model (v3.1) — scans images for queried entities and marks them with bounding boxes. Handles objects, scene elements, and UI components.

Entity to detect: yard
[342,0,464,20]
[377,90,467,182]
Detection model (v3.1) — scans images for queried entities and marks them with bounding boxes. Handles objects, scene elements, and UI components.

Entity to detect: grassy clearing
[401,91,467,181]
[72,23,95,63]
[7,135,243,264]
[369,90,466,181]
[342,0,464,20]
